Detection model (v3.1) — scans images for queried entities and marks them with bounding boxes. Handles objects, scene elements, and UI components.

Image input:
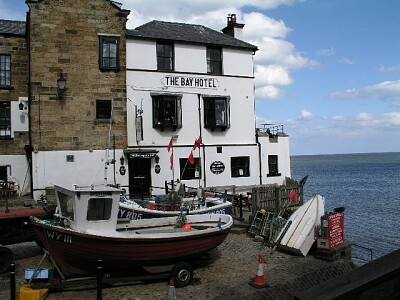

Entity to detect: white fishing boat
[118,191,232,220]
[30,184,233,286]
[276,194,325,256]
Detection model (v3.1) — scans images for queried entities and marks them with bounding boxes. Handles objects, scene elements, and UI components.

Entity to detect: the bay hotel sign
[162,75,219,89]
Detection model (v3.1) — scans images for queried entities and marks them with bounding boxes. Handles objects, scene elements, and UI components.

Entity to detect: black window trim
[267,154,281,177]
[99,34,120,71]
[156,41,174,72]
[179,157,201,180]
[96,99,113,120]
[203,96,230,131]
[231,156,250,178]
[206,46,222,75]
[0,101,11,139]
[151,93,182,131]
[0,54,11,88]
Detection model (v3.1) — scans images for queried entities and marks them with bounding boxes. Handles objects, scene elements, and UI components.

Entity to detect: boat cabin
[54,184,121,233]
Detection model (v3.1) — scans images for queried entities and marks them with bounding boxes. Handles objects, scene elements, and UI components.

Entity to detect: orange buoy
[182,224,192,230]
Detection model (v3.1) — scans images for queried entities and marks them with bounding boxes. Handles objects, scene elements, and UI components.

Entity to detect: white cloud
[356,112,372,121]
[353,111,400,127]
[255,65,292,87]
[317,47,335,56]
[379,65,400,73]
[338,57,355,65]
[384,112,400,125]
[255,85,284,99]
[299,109,313,120]
[255,115,275,127]
[243,12,292,40]
[330,80,400,104]
[331,115,346,121]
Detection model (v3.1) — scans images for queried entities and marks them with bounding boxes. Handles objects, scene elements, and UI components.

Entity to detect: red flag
[193,136,202,150]
[167,137,173,152]
[188,151,195,165]
[288,190,298,202]
[170,153,174,170]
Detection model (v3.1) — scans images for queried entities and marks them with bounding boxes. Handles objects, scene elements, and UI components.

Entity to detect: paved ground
[0,233,355,300]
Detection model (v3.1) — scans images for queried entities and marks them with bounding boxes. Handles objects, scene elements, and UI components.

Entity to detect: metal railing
[257,124,284,136]
[351,243,374,265]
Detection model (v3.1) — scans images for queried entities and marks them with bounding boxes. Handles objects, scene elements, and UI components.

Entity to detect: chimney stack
[222,13,244,40]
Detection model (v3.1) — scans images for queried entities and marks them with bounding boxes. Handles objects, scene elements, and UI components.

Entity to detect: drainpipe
[26,11,34,198]
[256,130,262,185]
[197,94,205,188]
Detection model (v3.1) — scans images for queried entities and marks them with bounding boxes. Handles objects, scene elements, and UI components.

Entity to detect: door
[128,157,151,199]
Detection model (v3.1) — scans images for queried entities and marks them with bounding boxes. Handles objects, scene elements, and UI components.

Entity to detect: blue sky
[2,0,399,155]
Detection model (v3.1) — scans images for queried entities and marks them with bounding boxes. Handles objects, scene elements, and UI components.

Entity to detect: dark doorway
[0,166,7,181]
[128,157,151,199]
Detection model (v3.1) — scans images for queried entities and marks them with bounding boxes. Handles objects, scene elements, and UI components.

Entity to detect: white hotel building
[124,16,291,196]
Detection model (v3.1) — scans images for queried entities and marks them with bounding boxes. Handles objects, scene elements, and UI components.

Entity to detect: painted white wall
[127,71,256,147]
[126,40,156,70]
[175,44,205,73]
[0,155,30,194]
[223,48,254,77]
[259,135,291,185]
[32,150,129,199]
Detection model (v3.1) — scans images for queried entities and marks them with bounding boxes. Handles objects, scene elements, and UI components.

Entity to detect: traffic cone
[166,278,177,300]
[249,255,268,288]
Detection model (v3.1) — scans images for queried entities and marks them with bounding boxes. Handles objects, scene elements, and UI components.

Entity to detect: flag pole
[171,142,175,183]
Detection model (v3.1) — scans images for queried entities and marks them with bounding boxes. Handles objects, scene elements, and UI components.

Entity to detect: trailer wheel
[172,262,193,288]
[0,246,13,273]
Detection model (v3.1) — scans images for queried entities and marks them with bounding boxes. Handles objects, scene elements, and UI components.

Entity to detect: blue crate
[24,268,49,281]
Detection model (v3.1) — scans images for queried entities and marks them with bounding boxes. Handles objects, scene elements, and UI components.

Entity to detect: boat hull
[277,194,325,256]
[30,214,232,275]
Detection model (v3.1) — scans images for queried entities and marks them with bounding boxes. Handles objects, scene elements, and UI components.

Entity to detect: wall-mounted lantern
[120,155,125,165]
[18,97,28,113]
[57,73,66,100]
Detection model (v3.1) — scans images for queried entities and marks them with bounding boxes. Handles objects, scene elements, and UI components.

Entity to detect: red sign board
[328,212,344,248]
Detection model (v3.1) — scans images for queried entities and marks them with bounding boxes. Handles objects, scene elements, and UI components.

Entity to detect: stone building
[0,19,29,192]
[26,0,130,199]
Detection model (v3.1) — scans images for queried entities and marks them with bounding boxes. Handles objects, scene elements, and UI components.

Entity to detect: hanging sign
[119,166,126,175]
[210,161,225,174]
[128,153,156,158]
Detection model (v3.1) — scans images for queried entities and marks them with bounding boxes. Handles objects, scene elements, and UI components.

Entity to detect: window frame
[0,55,11,87]
[180,157,201,180]
[87,197,113,221]
[156,42,174,71]
[206,46,222,75]
[99,35,120,71]
[231,156,250,178]
[0,101,11,139]
[267,155,281,177]
[96,99,112,120]
[203,96,230,130]
[152,94,182,130]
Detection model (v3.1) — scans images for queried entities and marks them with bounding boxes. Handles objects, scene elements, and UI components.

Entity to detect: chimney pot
[228,14,237,25]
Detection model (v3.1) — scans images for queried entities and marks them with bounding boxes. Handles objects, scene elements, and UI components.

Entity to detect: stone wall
[0,33,29,155]
[27,0,129,151]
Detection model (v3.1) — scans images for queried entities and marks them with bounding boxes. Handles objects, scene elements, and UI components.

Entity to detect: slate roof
[0,19,26,36]
[127,20,258,51]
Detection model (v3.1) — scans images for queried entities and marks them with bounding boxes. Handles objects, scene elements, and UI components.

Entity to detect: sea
[290,152,400,263]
